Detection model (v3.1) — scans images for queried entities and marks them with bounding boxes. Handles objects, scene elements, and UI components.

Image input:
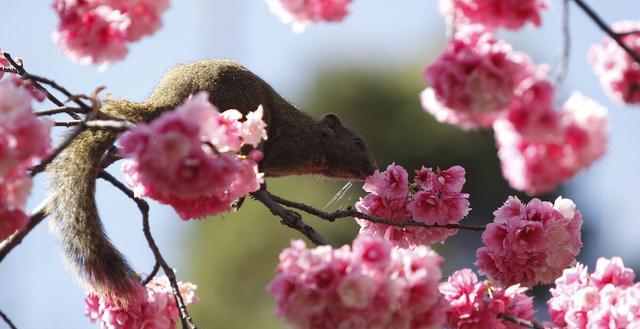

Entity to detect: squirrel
[46,59,377,305]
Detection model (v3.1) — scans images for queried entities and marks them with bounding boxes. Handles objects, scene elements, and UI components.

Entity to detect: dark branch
[572,0,640,65]
[266,191,485,232]
[36,106,85,117]
[498,313,548,329]
[54,119,134,131]
[142,262,161,286]
[4,52,93,113]
[98,171,198,329]
[251,188,330,246]
[0,197,52,262]
[0,67,18,74]
[0,309,17,329]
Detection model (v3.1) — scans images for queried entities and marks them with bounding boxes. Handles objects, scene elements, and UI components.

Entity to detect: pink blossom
[241,105,268,147]
[267,235,447,329]
[548,257,640,328]
[476,196,582,287]
[84,276,198,329]
[53,0,169,65]
[440,0,548,30]
[362,163,408,200]
[0,51,10,79]
[422,27,534,130]
[494,89,609,195]
[589,20,640,104]
[0,206,28,241]
[119,92,265,220]
[265,0,353,32]
[440,269,535,329]
[357,164,470,247]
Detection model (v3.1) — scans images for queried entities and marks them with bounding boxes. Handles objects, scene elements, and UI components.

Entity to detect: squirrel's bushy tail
[47,100,147,305]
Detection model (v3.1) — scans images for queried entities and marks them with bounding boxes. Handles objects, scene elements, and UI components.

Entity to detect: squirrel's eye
[354,137,365,150]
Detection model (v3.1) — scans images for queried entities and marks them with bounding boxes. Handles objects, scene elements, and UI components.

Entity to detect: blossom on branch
[548,257,640,328]
[356,163,470,247]
[85,276,198,329]
[495,84,609,195]
[52,0,169,65]
[421,27,534,130]
[119,92,265,220]
[476,196,583,287]
[0,79,51,241]
[589,20,640,104]
[439,0,548,31]
[267,235,447,329]
[265,0,353,32]
[440,268,535,329]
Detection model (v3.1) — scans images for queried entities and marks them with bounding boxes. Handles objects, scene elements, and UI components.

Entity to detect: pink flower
[589,20,640,104]
[476,196,582,287]
[84,276,198,329]
[53,0,169,65]
[119,93,265,220]
[440,269,535,329]
[548,258,640,328]
[440,0,549,30]
[241,105,268,147]
[362,163,408,200]
[0,52,9,79]
[267,235,447,329]
[494,89,609,195]
[422,27,534,130]
[265,0,353,32]
[357,164,470,247]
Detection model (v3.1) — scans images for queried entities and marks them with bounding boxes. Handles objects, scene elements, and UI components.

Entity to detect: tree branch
[2,52,84,119]
[572,0,640,65]
[498,313,548,329]
[54,119,135,131]
[0,196,52,262]
[251,188,330,246]
[98,171,198,329]
[0,309,17,329]
[36,106,83,117]
[555,0,571,85]
[266,191,485,232]
[142,262,161,286]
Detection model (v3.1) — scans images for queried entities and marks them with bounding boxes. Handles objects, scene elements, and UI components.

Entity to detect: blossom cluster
[548,257,640,328]
[119,92,267,220]
[421,27,534,130]
[589,20,640,105]
[52,0,169,65]
[494,81,609,195]
[0,64,51,241]
[476,196,583,287]
[355,163,470,247]
[439,0,548,31]
[85,276,198,329]
[440,269,535,329]
[265,0,352,32]
[267,235,447,329]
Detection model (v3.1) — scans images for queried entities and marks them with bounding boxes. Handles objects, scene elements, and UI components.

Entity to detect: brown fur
[47,60,377,305]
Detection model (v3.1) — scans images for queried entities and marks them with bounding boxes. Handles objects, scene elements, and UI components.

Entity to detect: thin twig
[35,106,84,117]
[142,262,161,286]
[2,52,81,119]
[0,196,52,262]
[0,309,17,329]
[4,53,92,112]
[251,188,330,246]
[555,0,571,85]
[617,30,640,37]
[267,191,485,232]
[498,313,548,329]
[54,119,134,131]
[98,171,198,329]
[572,0,640,65]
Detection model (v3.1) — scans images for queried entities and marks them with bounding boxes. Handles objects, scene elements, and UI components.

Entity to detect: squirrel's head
[320,113,377,181]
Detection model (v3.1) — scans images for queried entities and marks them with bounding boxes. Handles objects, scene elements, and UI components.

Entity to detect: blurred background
[1,1,639,328]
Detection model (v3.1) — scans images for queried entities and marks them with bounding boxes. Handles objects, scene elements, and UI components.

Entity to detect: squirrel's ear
[321,113,343,130]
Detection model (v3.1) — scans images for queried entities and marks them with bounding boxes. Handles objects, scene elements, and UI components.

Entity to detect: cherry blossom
[476,196,583,287]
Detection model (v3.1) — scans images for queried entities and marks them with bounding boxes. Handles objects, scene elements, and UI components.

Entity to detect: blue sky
[1,1,639,327]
